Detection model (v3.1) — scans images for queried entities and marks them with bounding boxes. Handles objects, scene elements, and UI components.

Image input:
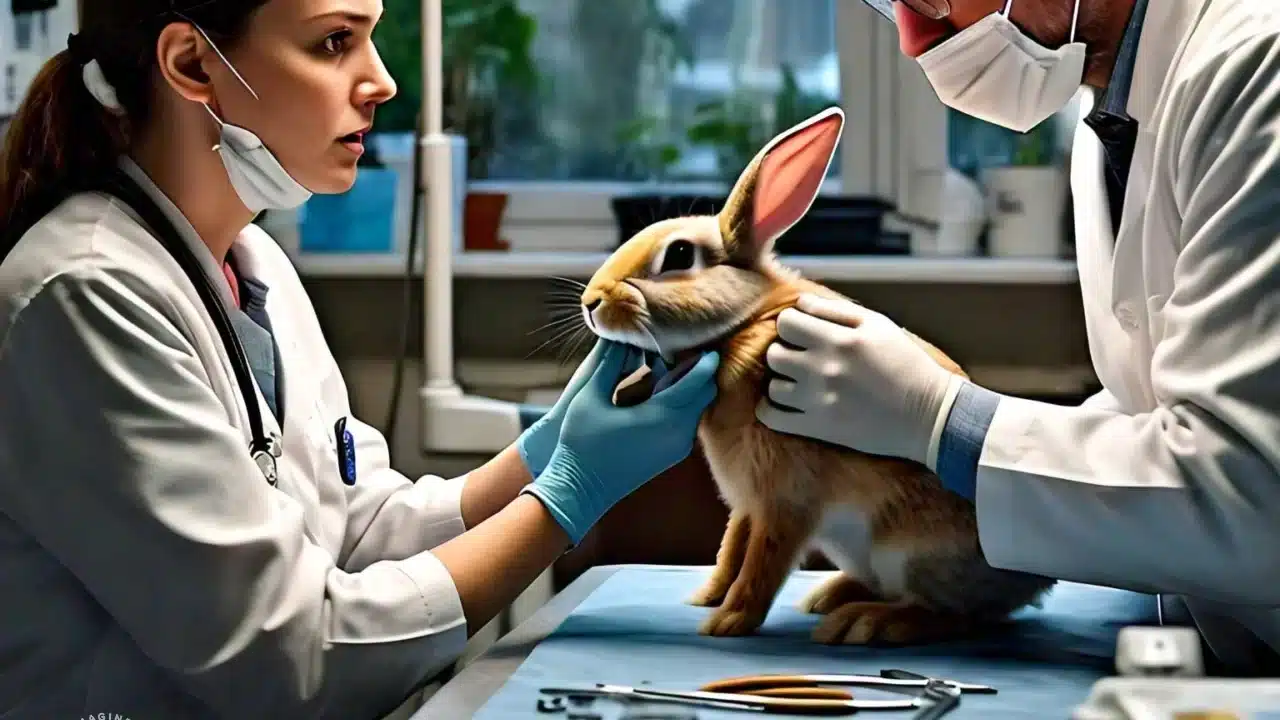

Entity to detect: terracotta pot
[463,191,510,251]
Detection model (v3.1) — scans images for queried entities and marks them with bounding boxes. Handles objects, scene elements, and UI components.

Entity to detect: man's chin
[894,3,954,57]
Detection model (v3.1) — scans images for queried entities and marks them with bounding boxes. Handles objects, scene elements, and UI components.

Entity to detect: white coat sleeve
[336,411,470,572]
[0,267,468,719]
[972,37,1280,607]
[1079,387,1124,413]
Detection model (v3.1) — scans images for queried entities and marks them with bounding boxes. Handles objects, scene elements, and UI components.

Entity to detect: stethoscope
[93,169,283,485]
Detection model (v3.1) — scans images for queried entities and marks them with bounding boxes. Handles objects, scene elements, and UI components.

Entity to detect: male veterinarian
[758,0,1280,675]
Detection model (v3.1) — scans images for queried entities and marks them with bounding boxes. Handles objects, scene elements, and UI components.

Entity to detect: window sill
[293,250,1078,285]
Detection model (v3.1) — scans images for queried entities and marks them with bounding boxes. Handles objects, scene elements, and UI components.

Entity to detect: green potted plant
[373,0,539,251]
[614,113,684,184]
[981,120,1067,258]
[685,64,834,184]
[442,0,539,251]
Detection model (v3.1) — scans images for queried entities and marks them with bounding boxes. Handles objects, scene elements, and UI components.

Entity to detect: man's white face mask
[915,0,1086,133]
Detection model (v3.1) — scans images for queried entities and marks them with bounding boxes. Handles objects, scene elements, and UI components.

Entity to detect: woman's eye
[321,30,352,55]
[658,239,700,274]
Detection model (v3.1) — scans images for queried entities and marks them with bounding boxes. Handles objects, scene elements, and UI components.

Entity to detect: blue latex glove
[515,338,644,477]
[521,340,720,545]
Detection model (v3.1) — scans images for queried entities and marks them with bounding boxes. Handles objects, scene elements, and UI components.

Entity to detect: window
[374,0,840,186]
[14,14,34,50]
[363,1,1077,257]
[498,0,839,184]
[1,6,78,121]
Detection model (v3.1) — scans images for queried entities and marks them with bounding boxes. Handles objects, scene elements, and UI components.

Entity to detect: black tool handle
[652,353,702,394]
[880,669,928,681]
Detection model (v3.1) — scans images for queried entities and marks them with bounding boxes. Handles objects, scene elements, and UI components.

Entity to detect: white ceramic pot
[909,168,987,257]
[981,165,1068,258]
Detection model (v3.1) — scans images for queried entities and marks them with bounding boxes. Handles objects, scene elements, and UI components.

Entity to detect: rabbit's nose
[585,298,602,312]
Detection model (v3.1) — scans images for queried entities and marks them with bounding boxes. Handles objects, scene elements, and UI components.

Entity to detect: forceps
[540,669,994,716]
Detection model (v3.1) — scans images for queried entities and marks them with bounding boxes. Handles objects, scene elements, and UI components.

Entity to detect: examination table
[414,564,1165,719]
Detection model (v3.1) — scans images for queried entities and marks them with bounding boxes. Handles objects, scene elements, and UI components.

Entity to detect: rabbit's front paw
[686,579,730,607]
[699,606,765,637]
[811,602,959,646]
[798,573,879,614]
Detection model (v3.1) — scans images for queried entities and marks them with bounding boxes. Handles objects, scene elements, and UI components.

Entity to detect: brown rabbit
[579,107,1055,646]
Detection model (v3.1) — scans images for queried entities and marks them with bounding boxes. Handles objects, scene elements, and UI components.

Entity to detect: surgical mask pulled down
[193,26,313,214]
[916,0,1086,133]
[77,25,312,214]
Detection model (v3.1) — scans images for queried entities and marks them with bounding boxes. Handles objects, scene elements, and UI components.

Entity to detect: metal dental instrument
[539,669,994,715]
[540,683,927,715]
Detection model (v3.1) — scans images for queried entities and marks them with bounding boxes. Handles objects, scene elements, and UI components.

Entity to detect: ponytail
[0,49,126,254]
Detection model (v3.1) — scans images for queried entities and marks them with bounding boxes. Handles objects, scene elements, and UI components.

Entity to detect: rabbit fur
[579,107,1055,645]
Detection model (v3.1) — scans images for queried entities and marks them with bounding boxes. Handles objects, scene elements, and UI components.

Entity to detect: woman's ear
[719,107,845,263]
[154,21,214,106]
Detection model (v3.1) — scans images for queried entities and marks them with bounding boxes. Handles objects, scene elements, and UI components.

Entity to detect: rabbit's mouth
[582,311,661,353]
[587,319,724,368]
[630,318,750,367]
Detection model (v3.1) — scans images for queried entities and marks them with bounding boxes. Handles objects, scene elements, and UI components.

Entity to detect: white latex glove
[755,293,965,469]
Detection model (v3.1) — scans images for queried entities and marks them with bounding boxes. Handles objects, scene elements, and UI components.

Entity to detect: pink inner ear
[752,116,841,247]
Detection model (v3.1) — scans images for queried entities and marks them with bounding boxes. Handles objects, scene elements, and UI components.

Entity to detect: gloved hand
[521,340,720,545]
[515,337,618,478]
[755,293,963,468]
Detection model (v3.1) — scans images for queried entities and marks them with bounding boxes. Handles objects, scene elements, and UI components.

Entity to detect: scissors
[540,683,918,714]
[540,669,994,716]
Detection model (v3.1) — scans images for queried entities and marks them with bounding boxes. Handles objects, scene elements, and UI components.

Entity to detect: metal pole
[422,0,442,135]
[420,0,459,394]
[415,0,524,455]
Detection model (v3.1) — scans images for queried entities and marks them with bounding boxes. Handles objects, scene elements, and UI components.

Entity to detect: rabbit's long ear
[720,107,844,263]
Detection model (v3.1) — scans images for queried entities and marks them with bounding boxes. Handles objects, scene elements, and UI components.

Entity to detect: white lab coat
[0,158,472,719]
[974,0,1280,671]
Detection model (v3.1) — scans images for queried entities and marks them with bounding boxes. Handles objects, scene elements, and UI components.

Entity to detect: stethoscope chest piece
[251,432,284,486]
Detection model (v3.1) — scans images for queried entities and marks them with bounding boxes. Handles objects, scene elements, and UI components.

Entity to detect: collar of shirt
[222,261,242,309]
[222,253,271,316]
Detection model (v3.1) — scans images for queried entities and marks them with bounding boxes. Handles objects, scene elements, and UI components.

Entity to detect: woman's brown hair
[0,0,271,253]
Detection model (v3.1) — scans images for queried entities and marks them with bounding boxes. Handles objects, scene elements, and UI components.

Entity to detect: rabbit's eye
[657,239,700,275]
